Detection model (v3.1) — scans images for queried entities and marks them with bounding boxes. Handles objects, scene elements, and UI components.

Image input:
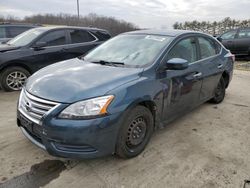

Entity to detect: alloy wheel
[6,71,27,91]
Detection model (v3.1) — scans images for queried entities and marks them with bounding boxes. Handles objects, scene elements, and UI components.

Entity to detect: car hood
[0,44,20,52]
[26,58,143,103]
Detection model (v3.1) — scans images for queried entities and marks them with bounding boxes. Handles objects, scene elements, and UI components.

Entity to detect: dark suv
[0,26,111,91]
[218,28,250,57]
[0,23,37,43]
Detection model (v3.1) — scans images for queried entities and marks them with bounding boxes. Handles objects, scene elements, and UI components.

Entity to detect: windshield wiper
[91,60,125,67]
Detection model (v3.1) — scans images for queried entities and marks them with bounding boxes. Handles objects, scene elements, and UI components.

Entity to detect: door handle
[217,64,223,69]
[193,72,202,78]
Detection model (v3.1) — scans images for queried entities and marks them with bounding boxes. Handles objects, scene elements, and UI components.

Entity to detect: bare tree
[0,13,139,36]
[173,17,250,35]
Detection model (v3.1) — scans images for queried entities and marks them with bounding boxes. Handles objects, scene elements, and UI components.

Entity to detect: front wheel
[209,77,226,104]
[115,106,154,158]
[0,66,30,92]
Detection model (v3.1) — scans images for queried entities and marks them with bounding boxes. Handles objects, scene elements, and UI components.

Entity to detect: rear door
[64,29,101,59]
[220,30,237,54]
[197,36,224,101]
[162,36,203,121]
[233,28,250,55]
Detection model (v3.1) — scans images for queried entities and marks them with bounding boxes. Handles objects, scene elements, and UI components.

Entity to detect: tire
[0,66,30,92]
[115,105,154,158]
[209,77,226,104]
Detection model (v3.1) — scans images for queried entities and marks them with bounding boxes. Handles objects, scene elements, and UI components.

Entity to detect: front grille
[19,89,59,125]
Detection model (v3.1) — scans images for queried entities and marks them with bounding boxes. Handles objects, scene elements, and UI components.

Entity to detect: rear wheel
[0,66,30,92]
[115,106,154,158]
[210,77,225,104]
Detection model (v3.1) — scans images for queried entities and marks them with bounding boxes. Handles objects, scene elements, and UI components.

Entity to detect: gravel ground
[0,69,250,188]
[235,60,250,71]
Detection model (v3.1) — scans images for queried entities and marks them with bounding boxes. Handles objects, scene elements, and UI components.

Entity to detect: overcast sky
[0,0,249,28]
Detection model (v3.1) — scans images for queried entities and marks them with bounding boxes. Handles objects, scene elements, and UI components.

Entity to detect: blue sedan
[17,30,234,159]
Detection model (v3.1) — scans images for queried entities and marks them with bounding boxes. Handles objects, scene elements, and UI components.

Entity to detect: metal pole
[77,0,80,20]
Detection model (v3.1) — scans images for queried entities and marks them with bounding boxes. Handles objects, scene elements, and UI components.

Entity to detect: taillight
[232,54,235,62]
[224,51,235,63]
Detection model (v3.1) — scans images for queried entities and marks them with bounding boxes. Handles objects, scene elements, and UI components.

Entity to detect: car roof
[34,26,109,32]
[124,29,206,37]
[0,23,40,27]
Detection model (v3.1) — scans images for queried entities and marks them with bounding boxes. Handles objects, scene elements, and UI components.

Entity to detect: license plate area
[19,114,33,132]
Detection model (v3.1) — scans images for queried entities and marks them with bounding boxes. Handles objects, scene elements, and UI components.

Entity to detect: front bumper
[17,110,123,159]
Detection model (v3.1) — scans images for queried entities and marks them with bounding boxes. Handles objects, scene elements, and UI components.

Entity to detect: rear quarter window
[92,30,111,41]
[69,29,96,43]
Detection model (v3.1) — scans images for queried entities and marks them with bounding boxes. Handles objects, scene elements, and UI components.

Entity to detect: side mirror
[217,37,222,42]
[166,58,188,70]
[33,41,47,49]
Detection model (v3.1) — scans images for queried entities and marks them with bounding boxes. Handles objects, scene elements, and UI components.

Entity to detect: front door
[32,29,69,70]
[161,36,203,122]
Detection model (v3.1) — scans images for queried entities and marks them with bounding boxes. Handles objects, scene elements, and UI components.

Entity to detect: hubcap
[6,71,27,91]
[126,117,147,147]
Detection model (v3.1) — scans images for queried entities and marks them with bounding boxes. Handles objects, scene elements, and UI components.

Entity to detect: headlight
[58,95,114,119]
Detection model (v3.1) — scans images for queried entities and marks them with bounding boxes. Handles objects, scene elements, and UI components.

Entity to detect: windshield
[84,34,172,67]
[7,28,45,46]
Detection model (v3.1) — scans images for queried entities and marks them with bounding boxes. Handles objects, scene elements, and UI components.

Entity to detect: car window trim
[189,52,221,65]
[32,40,100,49]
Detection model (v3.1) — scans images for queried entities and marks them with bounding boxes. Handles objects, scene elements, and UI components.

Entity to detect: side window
[37,30,66,46]
[7,27,32,38]
[214,41,222,54]
[92,31,111,41]
[198,37,217,59]
[220,30,237,40]
[0,27,6,38]
[69,29,96,43]
[238,29,250,39]
[167,37,197,63]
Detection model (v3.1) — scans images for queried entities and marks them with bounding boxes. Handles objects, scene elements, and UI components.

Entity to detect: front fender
[107,76,166,128]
